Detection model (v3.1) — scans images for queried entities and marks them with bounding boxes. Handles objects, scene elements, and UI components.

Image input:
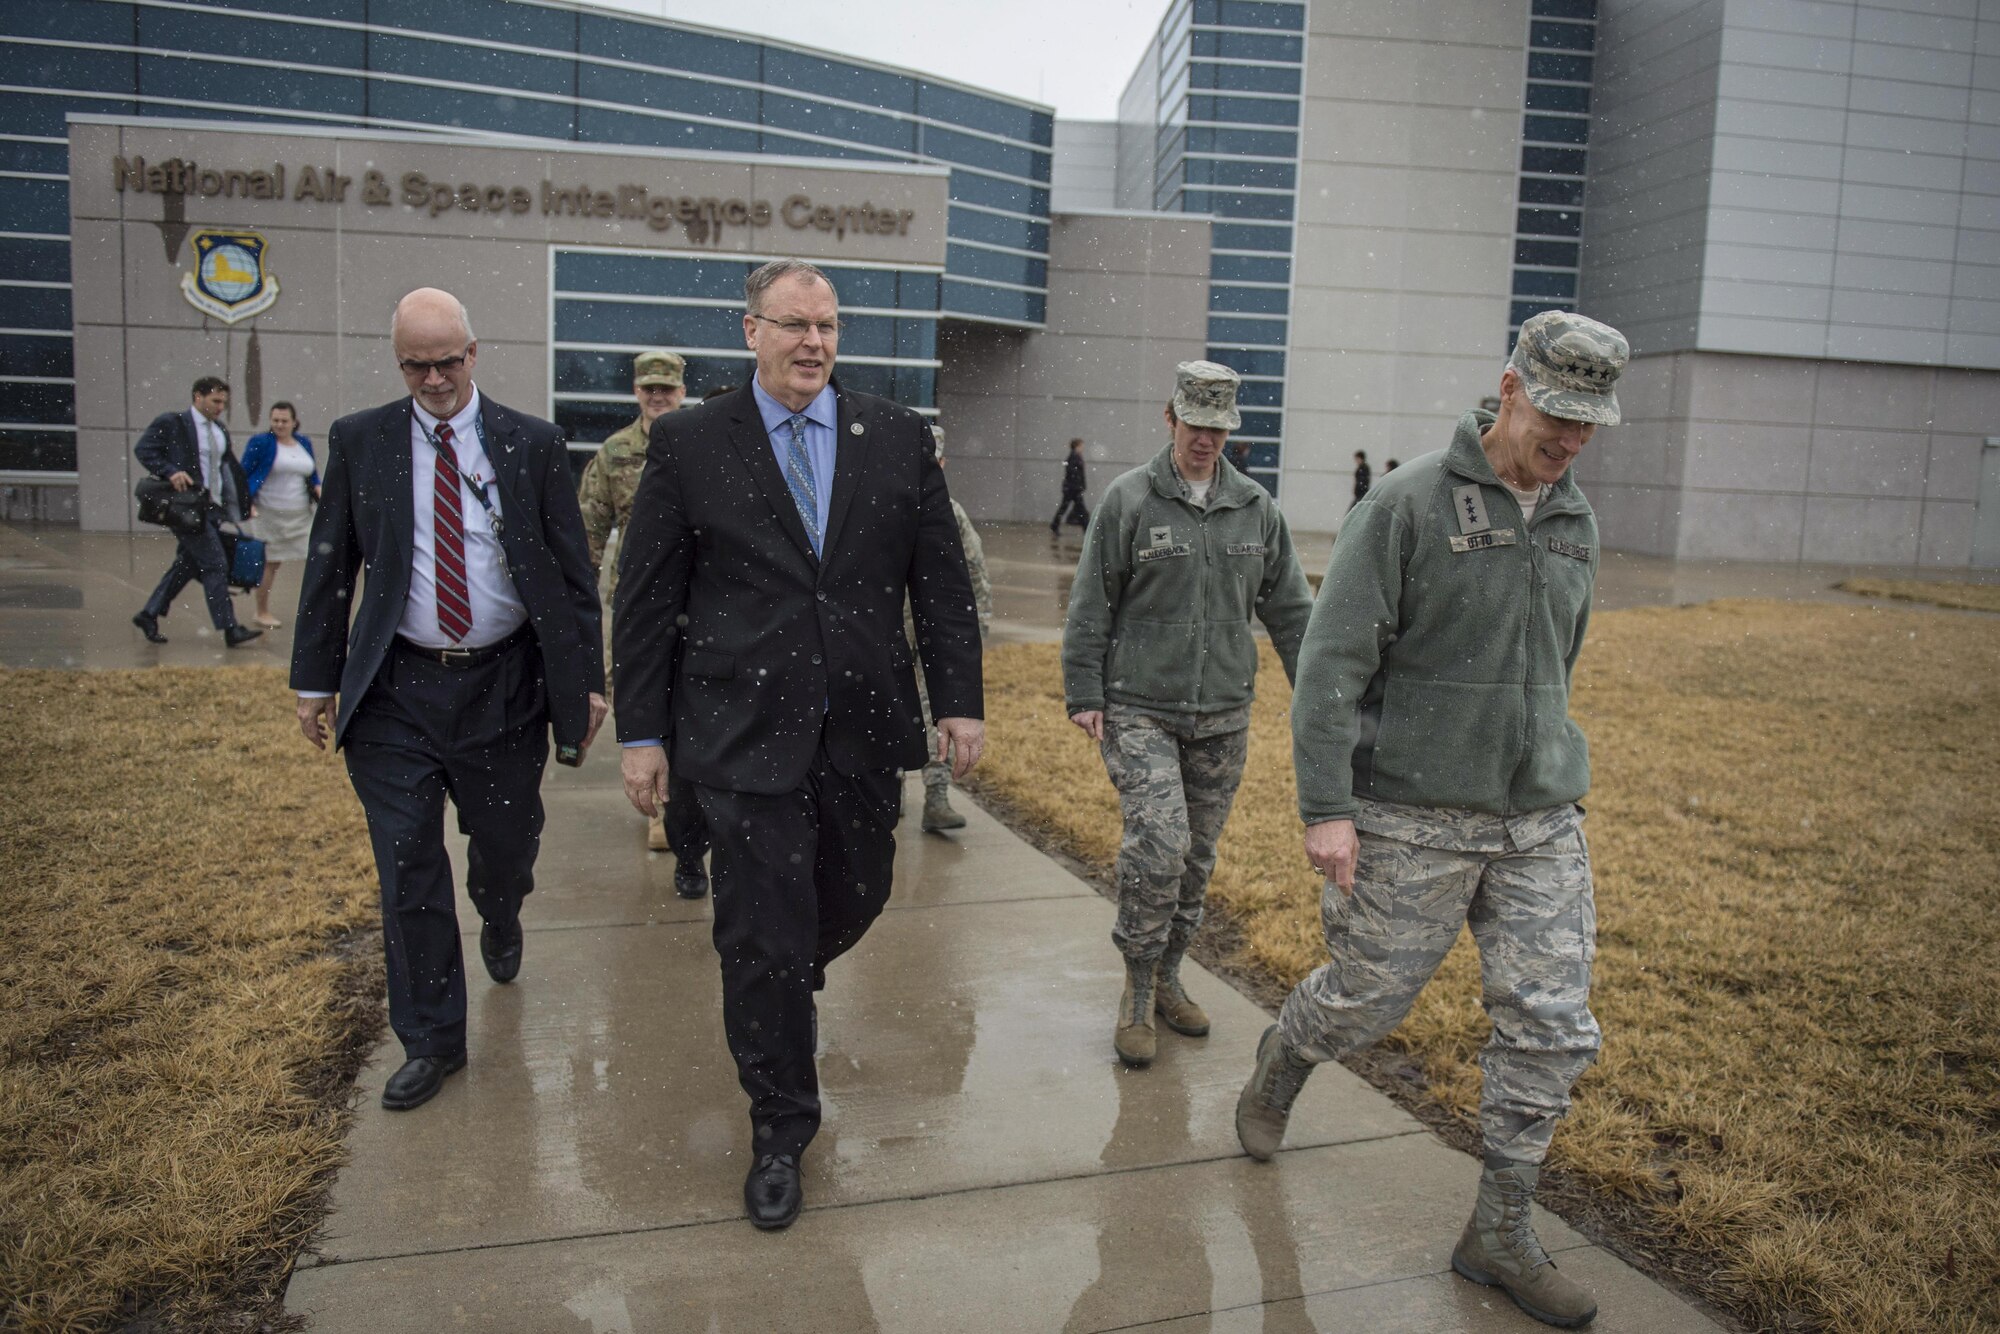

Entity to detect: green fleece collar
[1444,409,1589,520]
[1147,442,1259,511]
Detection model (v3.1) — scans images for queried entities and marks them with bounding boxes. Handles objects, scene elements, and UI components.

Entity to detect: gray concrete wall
[938,210,1210,524]
[69,117,949,531]
[1052,121,1119,213]
[1279,0,1531,530]
[1571,350,2000,564]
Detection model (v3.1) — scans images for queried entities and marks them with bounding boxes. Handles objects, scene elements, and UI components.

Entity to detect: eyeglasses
[398,351,470,376]
[751,314,842,340]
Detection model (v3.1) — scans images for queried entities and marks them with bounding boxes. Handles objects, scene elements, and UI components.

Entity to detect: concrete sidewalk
[279,741,1721,1333]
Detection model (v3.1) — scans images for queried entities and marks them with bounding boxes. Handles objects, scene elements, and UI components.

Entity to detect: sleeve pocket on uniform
[684,648,735,679]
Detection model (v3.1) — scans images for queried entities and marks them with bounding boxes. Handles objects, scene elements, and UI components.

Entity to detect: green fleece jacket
[1292,410,1600,823]
[1063,445,1313,717]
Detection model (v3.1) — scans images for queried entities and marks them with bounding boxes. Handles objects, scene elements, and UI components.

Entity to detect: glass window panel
[1212,1,1306,30]
[0,334,73,379]
[1528,52,1593,82]
[761,135,893,162]
[1210,253,1289,283]
[1243,443,1280,470]
[1208,283,1288,314]
[893,364,937,407]
[579,106,760,154]
[1184,189,1294,220]
[0,380,74,424]
[940,279,1042,324]
[1517,206,1583,236]
[1533,0,1597,18]
[1529,20,1595,51]
[896,317,937,360]
[1515,239,1580,267]
[1519,176,1585,206]
[136,55,363,116]
[1511,299,1566,327]
[761,89,916,154]
[138,9,365,67]
[2,3,136,41]
[376,0,576,51]
[0,427,77,471]
[1156,125,1187,166]
[1187,95,1298,128]
[1512,269,1577,299]
[555,253,751,300]
[946,171,1048,218]
[554,400,640,447]
[1187,157,1296,189]
[917,84,1041,145]
[1234,379,1282,407]
[1212,347,1283,376]
[0,180,69,237]
[0,238,70,283]
[1233,410,1282,439]
[921,125,1046,182]
[555,299,747,348]
[367,35,576,98]
[1521,145,1587,175]
[833,362,894,397]
[1207,314,1285,345]
[177,0,365,17]
[1158,158,1187,196]
[899,272,941,309]
[0,94,122,137]
[1526,83,1590,114]
[1190,126,1297,157]
[682,355,756,397]
[1193,31,1303,61]
[8,43,137,93]
[0,140,67,174]
[764,48,916,115]
[944,245,1044,289]
[578,16,760,83]
[1522,114,1589,145]
[553,349,637,395]
[367,80,572,139]
[1190,63,1301,95]
[947,207,1046,253]
[1210,221,1291,252]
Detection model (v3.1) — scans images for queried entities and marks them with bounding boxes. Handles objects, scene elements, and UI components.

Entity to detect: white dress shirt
[190,408,223,491]
[399,387,528,649]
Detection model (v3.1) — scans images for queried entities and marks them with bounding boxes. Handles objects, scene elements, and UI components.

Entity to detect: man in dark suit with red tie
[291,287,607,1112]
[614,259,985,1230]
[130,375,261,646]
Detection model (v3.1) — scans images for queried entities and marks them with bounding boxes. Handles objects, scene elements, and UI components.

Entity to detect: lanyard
[421,416,504,537]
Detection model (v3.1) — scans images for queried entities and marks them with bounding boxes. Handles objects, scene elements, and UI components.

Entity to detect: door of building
[1975,437,2000,569]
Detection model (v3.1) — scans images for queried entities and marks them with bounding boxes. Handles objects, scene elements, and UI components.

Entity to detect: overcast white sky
[586,0,1168,120]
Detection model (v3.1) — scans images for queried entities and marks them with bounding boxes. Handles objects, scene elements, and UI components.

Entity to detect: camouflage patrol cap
[1171,360,1242,431]
[1508,311,1628,425]
[633,350,685,388]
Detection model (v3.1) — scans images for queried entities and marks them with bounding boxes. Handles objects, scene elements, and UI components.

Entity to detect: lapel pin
[849,422,864,436]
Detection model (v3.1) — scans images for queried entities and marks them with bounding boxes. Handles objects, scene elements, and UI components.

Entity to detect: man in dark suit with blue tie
[130,375,261,646]
[614,259,985,1230]
[291,288,607,1111]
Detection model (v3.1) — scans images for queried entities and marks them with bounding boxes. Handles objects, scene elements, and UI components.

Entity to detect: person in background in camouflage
[902,423,992,832]
[1235,310,1630,1330]
[1063,361,1313,1068]
[579,349,708,897]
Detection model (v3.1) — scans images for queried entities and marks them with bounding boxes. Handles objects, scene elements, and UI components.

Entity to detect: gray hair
[389,290,476,345]
[745,259,840,314]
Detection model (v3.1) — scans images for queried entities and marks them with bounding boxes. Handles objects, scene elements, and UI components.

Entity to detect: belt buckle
[438,644,475,666]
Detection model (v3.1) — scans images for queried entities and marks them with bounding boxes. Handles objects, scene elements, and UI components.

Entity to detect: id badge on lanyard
[423,418,504,538]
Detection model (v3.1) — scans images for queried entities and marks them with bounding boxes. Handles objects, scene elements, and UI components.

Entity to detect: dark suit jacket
[135,408,248,522]
[289,393,604,748]
[613,381,982,794]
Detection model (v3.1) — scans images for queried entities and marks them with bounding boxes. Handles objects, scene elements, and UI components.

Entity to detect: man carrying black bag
[131,375,261,647]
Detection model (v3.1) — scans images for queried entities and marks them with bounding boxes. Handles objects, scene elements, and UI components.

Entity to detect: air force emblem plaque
[181,229,279,323]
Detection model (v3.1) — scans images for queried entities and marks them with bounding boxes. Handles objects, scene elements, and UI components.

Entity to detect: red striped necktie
[432,422,473,643]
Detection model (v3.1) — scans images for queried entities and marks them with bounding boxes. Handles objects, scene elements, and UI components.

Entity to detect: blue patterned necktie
[783,412,823,554]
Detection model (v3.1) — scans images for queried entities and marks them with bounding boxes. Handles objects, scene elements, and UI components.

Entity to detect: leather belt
[394,624,532,668]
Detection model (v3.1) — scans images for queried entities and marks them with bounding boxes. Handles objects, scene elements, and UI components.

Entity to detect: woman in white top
[242,401,321,628]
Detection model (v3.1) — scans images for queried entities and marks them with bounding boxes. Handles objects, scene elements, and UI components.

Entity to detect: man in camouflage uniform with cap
[901,423,992,831]
[1235,311,1630,1330]
[579,350,708,893]
[1063,360,1313,1068]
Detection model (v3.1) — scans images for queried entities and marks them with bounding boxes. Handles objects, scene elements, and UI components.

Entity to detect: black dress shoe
[381,1052,466,1110]
[223,624,262,647]
[480,917,523,983]
[744,1153,802,1230]
[674,866,709,900]
[132,611,167,644]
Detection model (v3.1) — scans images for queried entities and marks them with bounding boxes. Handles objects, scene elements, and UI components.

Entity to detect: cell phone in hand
[556,743,583,767]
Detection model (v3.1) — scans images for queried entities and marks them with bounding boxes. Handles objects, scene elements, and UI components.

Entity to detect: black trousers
[343,636,548,1059]
[665,770,709,866]
[694,739,899,1159]
[143,517,238,630]
[1051,492,1089,530]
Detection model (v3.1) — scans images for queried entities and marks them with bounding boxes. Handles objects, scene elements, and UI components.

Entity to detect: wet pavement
[0,519,1763,1331]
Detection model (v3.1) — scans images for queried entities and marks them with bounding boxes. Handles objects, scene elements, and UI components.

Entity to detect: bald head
[392,288,478,419]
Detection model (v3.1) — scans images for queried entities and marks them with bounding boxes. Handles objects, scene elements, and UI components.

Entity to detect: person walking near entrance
[242,401,320,628]
[131,376,261,647]
[291,287,606,1112]
[1235,311,1629,1330]
[1051,437,1089,533]
[1062,361,1312,1067]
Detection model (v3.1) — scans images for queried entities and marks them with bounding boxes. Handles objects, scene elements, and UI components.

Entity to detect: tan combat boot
[646,811,668,852]
[921,778,967,831]
[1113,957,1158,1066]
[1235,1024,1313,1160]
[1153,931,1210,1036]
[1451,1159,1598,1328]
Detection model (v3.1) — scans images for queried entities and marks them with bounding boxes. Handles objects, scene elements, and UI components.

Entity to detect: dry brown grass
[1836,578,2000,614]
[971,600,2000,1334]
[0,668,380,1333]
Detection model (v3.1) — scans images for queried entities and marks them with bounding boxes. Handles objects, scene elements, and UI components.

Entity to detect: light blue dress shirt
[750,377,838,548]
